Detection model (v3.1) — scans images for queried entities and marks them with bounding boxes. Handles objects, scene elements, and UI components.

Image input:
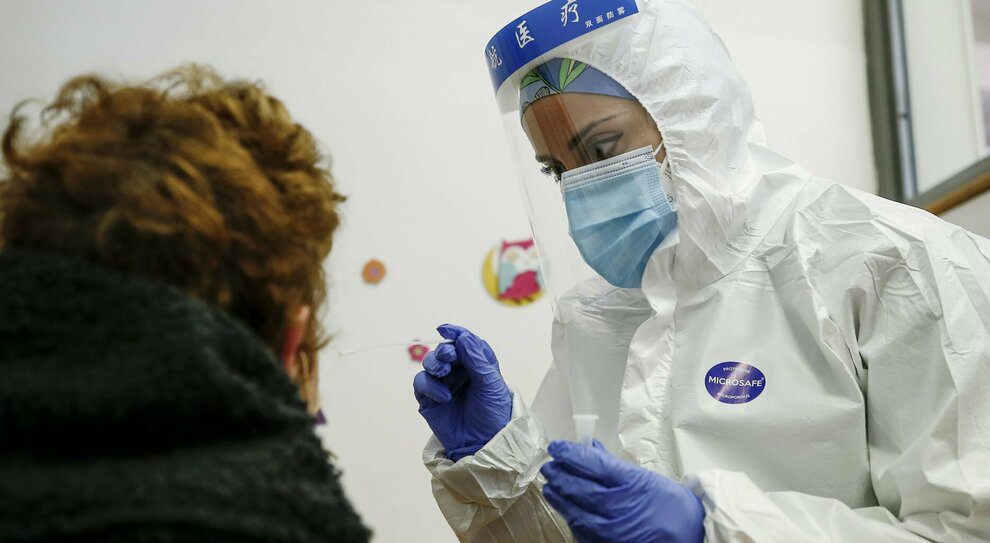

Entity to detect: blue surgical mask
[560,145,678,289]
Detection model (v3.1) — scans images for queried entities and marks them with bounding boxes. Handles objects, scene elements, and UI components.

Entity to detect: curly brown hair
[0,65,341,410]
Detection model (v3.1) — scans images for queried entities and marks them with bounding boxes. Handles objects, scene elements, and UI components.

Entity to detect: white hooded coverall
[424,1,990,541]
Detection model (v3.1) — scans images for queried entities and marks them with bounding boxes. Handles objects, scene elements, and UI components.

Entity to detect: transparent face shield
[487,1,675,444]
[486,0,668,316]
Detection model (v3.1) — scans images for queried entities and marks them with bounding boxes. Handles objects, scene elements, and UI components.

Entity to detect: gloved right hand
[541,440,705,543]
[413,324,512,461]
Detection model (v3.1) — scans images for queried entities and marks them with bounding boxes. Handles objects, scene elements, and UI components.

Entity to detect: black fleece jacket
[0,249,371,542]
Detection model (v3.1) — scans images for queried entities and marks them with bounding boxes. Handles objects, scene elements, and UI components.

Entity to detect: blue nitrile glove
[541,440,705,543]
[413,324,512,461]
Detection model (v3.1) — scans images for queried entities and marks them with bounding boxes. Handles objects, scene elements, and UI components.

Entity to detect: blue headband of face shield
[519,58,636,115]
[560,145,678,289]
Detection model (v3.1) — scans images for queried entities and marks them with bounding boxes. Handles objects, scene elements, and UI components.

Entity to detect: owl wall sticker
[481,238,544,306]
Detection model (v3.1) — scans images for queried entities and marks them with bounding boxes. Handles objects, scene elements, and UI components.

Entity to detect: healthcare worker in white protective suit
[412,0,990,541]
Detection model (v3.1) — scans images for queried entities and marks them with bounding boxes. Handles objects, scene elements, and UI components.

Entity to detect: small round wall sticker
[362,259,386,285]
[408,343,430,363]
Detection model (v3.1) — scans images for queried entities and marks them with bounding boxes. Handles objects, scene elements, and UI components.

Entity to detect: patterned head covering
[519,58,636,115]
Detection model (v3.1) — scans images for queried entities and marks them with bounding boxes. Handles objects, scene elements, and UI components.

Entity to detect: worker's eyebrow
[567,114,619,151]
[533,114,621,165]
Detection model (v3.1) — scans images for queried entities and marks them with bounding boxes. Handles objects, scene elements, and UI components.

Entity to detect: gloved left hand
[413,324,512,462]
[541,440,705,543]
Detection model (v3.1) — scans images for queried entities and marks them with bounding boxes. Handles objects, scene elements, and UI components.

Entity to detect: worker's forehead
[523,93,639,127]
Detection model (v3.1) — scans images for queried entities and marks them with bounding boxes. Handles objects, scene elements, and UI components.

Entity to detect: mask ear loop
[654,141,678,211]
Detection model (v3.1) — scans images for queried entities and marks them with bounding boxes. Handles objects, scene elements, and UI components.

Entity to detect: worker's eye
[586,133,622,162]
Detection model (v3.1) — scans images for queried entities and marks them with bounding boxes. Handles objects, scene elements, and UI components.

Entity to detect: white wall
[972,0,990,150]
[942,190,990,237]
[901,0,990,242]
[0,1,874,541]
[692,0,876,193]
[903,0,986,192]
[951,0,990,240]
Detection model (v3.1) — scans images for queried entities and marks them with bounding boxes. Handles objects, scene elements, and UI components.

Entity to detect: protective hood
[502,0,812,290]
[573,0,812,287]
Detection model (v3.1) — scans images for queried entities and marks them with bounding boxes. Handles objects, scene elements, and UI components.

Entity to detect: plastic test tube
[572,414,599,446]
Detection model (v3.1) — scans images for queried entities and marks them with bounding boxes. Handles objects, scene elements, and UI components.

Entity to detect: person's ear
[281,305,311,376]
